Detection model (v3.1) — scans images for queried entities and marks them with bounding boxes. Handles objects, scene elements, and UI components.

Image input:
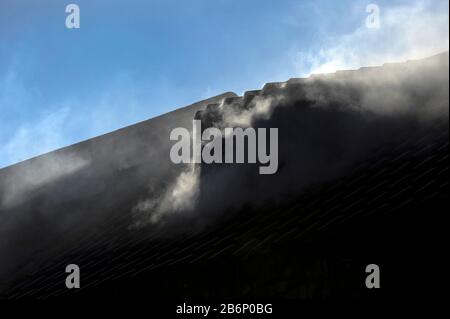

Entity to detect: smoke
[0,1,448,296]
[304,55,449,121]
[133,96,283,226]
[142,51,449,231]
[131,164,200,227]
[294,0,449,77]
[130,50,448,231]
[131,94,284,227]
[0,152,90,210]
[221,95,283,128]
[0,91,233,286]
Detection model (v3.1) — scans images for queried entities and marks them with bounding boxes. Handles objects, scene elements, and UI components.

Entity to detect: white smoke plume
[131,94,284,227]
[221,96,282,128]
[294,0,449,77]
[0,153,90,209]
[129,0,450,228]
[131,164,200,227]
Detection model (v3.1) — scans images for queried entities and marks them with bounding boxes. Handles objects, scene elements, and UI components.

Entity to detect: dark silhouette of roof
[0,52,448,298]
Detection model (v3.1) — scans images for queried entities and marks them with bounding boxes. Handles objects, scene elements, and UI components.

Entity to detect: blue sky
[0,0,448,168]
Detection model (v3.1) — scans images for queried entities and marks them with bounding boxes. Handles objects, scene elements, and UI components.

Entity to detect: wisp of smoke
[132,164,200,226]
